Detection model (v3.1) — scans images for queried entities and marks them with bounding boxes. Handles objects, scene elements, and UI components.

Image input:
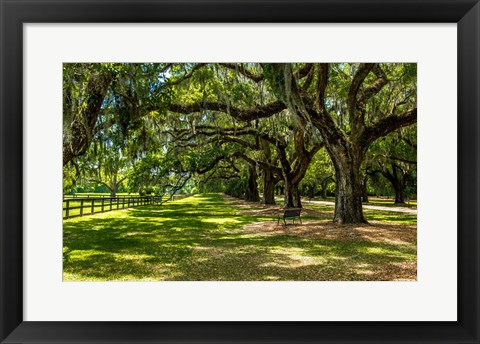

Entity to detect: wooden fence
[64,194,138,199]
[63,196,162,219]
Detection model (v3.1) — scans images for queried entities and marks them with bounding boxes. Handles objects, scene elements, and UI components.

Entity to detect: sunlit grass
[63,193,416,281]
[366,198,417,207]
[364,209,417,225]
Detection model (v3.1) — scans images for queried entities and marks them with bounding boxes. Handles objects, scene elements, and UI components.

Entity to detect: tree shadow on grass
[63,194,416,281]
[364,211,417,225]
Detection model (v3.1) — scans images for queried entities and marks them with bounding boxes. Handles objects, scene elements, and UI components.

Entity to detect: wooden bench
[277,208,302,225]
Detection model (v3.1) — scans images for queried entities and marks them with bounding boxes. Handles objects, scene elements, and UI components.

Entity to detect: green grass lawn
[63,193,416,281]
[364,209,417,225]
[366,198,417,207]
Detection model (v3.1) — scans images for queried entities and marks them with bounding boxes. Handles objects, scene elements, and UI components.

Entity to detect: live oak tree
[63,64,117,166]
[165,122,263,202]
[161,65,270,203]
[367,126,417,204]
[76,126,130,198]
[300,149,335,199]
[63,63,172,166]
[165,64,322,208]
[128,153,192,201]
[165,112,320,207]
[167,63,416,222]
[63,62,416,224]
[269,63,416,222]
[262,116,323,208]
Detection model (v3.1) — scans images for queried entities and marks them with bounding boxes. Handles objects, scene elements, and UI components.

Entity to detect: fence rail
[62,196,162,219]
[64,194,141,199]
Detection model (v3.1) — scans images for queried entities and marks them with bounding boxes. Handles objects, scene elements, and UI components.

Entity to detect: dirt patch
[223,194,416,245]
[243,220,416,245]
[222,194,330,218]
[371,261,417,281]
[237,207,328,218]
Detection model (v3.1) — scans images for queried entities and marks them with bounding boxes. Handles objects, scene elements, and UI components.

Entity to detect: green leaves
[64,63,417,211]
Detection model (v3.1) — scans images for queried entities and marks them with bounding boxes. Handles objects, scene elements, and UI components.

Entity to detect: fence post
[80,199,84,216]
[101,199,105,212]
[91,199,95,214]
[110,198,113,211]
[65,200,70,218]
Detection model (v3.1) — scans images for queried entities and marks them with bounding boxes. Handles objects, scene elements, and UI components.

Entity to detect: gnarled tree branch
[361,108,417,148]
[169,100,285,122]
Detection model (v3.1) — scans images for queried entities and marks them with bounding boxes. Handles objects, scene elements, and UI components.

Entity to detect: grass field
[63,193,417,281]
[366,198,417,207]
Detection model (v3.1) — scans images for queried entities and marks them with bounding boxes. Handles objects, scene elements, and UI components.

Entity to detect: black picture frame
[1,1,479,343]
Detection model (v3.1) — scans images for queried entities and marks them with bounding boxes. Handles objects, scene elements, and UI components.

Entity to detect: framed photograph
[1,0,479,343]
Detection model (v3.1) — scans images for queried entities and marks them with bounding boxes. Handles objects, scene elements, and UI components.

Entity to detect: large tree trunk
[245,165,260,202]
[63,71,116,166]
[329,145,367,223]
[322,185,328,199]
[307,184,316,199]
[276,184,284,196]
[383,164,406,205]
[394,185,405,204]
[361,175,369,203]
[320,178,331,200]
[262,168,276,204]
[284,179,301,208]
[109,175,117,198]
[259,138,277,204]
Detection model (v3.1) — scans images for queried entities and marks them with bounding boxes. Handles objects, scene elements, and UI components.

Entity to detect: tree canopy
[63,63,417,223]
